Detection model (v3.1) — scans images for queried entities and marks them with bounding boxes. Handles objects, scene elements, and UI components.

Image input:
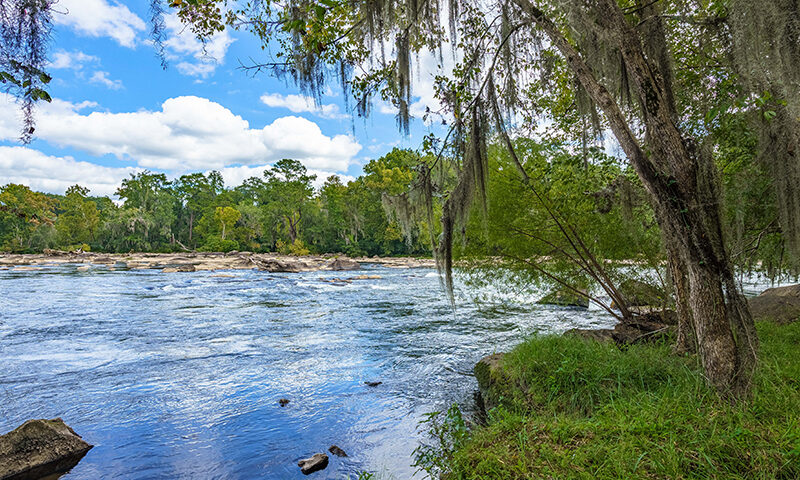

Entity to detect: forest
[0,150,432,256]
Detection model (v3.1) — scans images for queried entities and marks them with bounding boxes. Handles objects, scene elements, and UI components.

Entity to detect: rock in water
[298,453,329,475]
[364,381,382,387]
[278,398,290,407]
[0,418,92,480]
[329,257,361,271]
[328,445,348,457]
[252,258,308,273]
[537,288,589,308]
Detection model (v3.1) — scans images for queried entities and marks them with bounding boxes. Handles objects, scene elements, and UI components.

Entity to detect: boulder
[162,265,195,273]
[76,266,90,272]
[566,311,677,345]
[749,284,800,325]
[610,279,668,310]
[252,258,308,273]
[0,418,92,480]
[537,288,589,308]
[328,445,348,457]
[474,353,507,413]
[298,453,329,475]
[329,257,361,271]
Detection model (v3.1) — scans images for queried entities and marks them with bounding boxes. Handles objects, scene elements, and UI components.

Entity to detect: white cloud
[0,94,362,174]
[164,14,234,78]
[260,93,345,119]
[215,164,355,190]
[49,50,98,70]
[90,71,123,90]
[0,146,140,197]
[53,0,146,48]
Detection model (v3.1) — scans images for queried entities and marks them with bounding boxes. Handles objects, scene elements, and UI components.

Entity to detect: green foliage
[413,404,470,478]
[0,151,435,256]
[430,323,800,479]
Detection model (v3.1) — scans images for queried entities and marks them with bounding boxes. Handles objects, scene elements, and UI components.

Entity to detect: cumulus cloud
[260,93,345,119]
[163,13,234,78]
[90,71,124,90]
[53,0,146,48]
[49,50,99,70]
[215,165,355,190]
[0,94,361,174]
[0,146,140,197]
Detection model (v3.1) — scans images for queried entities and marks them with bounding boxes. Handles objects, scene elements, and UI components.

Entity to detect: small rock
[328,445,348,457]
[76,265,90,272]
[364,381,382,387]
[278,398,290,407]
[298,453,329,475]
[162,267,179,273]
[0,418,93,480]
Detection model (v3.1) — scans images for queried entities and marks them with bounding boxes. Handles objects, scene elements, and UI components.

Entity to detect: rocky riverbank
[0,251,435,273]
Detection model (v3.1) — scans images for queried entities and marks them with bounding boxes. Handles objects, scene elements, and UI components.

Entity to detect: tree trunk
[515,0,759,398]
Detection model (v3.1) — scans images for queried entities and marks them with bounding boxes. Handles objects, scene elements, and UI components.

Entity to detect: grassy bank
[420,322,800,479]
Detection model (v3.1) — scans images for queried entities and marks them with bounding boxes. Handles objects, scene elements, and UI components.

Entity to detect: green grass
[432,322,800,479]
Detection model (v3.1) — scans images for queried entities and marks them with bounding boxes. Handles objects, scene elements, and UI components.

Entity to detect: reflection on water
[2,265,632,479]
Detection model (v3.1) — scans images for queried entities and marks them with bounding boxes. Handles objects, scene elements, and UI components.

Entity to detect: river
[0,263,718,478]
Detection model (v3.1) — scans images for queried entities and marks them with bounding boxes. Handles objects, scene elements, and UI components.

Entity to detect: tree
[173,171,224,248]
[56,184,100,247]
[262,159,316,244]
[214,206,241,240]
[168,0,769,398]
[0,183,56,251]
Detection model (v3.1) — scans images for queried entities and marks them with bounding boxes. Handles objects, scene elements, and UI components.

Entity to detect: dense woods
[0,150,433,256]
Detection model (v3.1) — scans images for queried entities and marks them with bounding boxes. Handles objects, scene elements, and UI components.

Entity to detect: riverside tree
[162,0,784,400]
[4,0,799,399]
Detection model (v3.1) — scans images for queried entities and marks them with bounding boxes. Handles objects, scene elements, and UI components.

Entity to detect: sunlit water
[0,264,779,479]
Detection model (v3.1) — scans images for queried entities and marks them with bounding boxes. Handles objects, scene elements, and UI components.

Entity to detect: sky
[0,0,447,198]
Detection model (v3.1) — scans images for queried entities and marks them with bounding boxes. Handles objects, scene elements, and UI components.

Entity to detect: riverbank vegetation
[415,321,800,479]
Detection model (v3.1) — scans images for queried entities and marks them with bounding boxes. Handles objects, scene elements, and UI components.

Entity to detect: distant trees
[0,151,434,256]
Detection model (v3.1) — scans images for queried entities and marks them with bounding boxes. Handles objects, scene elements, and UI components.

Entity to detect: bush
[200,235,239,252]
[277,238,310,256]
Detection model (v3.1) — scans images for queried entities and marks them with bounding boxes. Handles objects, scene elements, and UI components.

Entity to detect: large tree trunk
[515,0,759,398]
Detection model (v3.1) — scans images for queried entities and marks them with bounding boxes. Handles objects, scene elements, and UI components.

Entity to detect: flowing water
[0,264,772,479]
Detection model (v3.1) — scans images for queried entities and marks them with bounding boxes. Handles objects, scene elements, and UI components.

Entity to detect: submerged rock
[364,381,382,387]
[0,418,92,480]
[298,453,328,475]
[749,284,800,325]
[328,445,348,457]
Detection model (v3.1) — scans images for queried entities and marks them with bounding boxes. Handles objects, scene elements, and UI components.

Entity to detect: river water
[0,264,771,479]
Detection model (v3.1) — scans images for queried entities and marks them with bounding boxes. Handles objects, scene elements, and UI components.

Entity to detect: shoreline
[0,251,436,272]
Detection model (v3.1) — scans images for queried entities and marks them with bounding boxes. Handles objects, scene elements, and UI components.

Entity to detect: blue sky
[0,0,445,197]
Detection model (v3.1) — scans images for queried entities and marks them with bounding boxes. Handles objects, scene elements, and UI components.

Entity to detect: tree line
[0,150,431,256]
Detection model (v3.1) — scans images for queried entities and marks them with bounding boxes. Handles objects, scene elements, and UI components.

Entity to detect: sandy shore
[0,251,435,273]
